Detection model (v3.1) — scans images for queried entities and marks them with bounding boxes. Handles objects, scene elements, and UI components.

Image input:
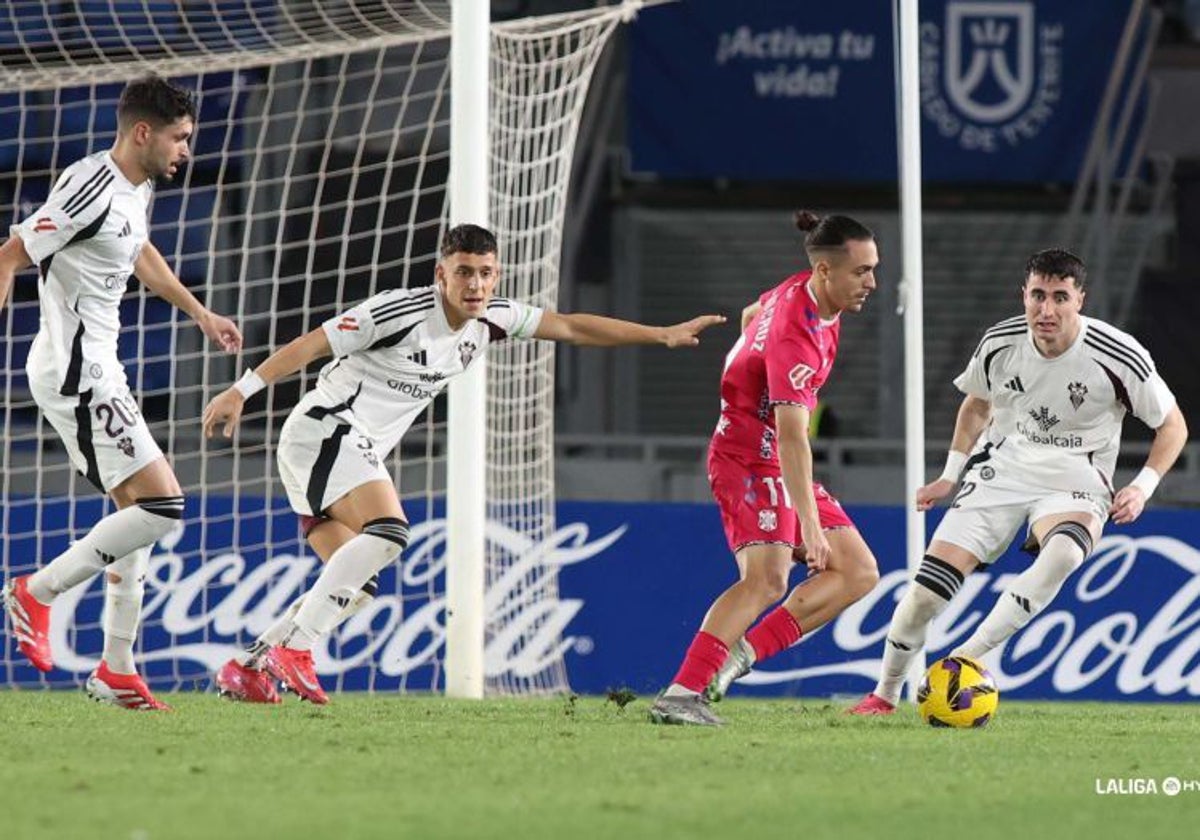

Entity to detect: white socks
[286,519,408,651]
[955,525,1089,660]
[236,575,380,669]
[27,497,183,603]
[874,555,964,704]
[101,547,151,675]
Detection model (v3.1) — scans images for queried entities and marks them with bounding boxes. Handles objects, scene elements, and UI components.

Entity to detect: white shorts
[277,392,392,517]
[931,443,1110,564]
[30,376,164,494]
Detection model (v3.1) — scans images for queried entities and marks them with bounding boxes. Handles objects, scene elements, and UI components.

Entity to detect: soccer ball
[917,656,999,728]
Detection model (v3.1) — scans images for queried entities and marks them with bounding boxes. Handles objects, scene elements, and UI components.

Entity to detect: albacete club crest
[1068,381,1088,410]
[458,340,478,368]
[117,436,135,458]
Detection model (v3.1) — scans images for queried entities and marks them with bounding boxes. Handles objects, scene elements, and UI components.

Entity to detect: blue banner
[558,504,1200,701]
[628,0,1132,182]
[8,498,1200,700]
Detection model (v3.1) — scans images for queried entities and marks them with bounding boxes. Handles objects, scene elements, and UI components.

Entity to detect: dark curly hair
[1025,248,1086,289]
[117,76,197,130]
[440,223,498,258]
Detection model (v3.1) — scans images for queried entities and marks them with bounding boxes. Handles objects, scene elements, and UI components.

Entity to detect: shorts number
[94,395,141,439]
[761,476,792,508]
[950,481,977,509]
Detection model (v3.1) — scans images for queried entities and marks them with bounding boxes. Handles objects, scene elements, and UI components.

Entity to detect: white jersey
[955,314,1176,492]
[13,151,152,398]
[312,285,543,446]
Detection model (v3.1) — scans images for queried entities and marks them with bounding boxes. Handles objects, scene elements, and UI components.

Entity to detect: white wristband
[1130,466,1161,499]
[939,450,968,483]
[233,370,266,400]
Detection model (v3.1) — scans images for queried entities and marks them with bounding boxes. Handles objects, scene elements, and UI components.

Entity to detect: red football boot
[3,575,53,672]
[215,658,282,704]
[846,693,897,716]
[85,661,171,710]
[264,646,328,705]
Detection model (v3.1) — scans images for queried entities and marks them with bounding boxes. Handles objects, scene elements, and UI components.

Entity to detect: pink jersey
[711,271,841,462]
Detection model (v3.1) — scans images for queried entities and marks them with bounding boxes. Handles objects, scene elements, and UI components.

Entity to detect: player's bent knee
[744,572,789,605]
[913,554,965,602]
[897,584,945,625]
[361,517,411,569]
[135,495,185,540]
[895,555,965,626]
[850,565,880,601]
[1039,521,1093,565]
[844,551,881,599]
[1018,523,1091,611]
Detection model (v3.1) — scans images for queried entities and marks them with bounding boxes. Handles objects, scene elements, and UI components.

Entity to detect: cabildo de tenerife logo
[921,1,1063,152]
[46,517,625,686]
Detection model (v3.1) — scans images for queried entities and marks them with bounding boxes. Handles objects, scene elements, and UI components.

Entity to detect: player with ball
[850,248,1187,720]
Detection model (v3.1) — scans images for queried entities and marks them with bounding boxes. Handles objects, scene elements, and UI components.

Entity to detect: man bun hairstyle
[1025,247,1086,289]
[794,210,874,253]
[441,223,498,258]
[117,76,197,130]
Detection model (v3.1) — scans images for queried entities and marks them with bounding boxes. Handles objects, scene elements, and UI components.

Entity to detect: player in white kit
[0,77,243,709]
[202,223,725,704]
[849,248,1188,715]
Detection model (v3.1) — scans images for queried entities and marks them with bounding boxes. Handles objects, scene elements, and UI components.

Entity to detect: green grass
[1,692,1197,840]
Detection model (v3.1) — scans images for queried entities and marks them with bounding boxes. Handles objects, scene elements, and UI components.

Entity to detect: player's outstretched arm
[0,237,34,313]
[916,394,993,510]
[532,310,725,348]
[134,242,242,353]
[202,328,333,439]
[1110,404,1189,524]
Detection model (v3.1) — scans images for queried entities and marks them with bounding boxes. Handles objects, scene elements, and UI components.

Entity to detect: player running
[0,76,243,710]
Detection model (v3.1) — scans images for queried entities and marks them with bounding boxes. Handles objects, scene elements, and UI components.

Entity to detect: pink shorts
[707,448,855,554]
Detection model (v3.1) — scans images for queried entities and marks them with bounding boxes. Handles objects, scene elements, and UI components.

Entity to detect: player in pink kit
[650,211,882,725]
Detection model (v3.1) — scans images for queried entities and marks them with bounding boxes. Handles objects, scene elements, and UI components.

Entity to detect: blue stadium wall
[10,498,1200,701]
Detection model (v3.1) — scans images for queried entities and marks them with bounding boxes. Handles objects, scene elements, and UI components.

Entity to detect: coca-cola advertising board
[7,498,1199,700]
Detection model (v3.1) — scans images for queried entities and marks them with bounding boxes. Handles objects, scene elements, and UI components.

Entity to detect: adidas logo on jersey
[1004,376,1025,393]
[117,220,131,237]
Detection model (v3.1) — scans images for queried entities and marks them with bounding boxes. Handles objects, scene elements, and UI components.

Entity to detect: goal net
[0,0,631,695]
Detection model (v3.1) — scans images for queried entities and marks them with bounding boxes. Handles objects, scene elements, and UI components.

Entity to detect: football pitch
[1,693,1196,840]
